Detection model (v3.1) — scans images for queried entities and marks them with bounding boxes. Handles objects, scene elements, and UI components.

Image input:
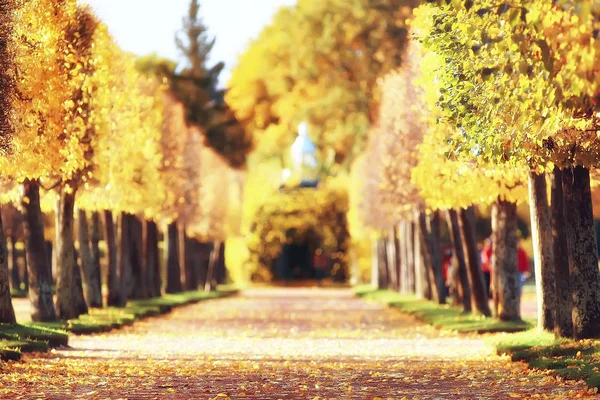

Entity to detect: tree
[76,32,166,307]
[170,0,251,169]
[5,0,89,322]
[2,204,24,292]
[0,0,16,323]
[53,4,101,320]
[412,0,600,338]
[361,43,448,304]
[227,0,416,169]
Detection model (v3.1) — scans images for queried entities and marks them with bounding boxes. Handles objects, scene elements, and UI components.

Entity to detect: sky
[82,0,296,86]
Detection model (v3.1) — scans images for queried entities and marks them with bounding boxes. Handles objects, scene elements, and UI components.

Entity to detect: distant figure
[314,248,327,286]
[517,244,531,298]
[442,248,453,298]
[481,237,493,299]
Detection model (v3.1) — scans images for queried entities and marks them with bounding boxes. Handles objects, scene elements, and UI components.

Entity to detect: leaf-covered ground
[1,288,596,399]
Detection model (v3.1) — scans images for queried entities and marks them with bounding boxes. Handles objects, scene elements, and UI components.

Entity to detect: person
[313,248,327,286]
[442,248,452,298]
[517,244,531,298]
[480,237,493,299]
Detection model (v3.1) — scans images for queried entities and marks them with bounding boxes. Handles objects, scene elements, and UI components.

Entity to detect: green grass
[0,324,69,361]
[355,285,532,334]
[10,288,28,299]
[492,329,600,388]
[28,288,237,335]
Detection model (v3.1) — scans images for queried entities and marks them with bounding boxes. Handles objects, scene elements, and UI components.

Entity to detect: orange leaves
[0,288,592,398]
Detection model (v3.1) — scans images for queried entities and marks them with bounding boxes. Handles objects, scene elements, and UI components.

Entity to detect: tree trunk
[528,171,555,331]
[386,227,399,291]
[458,207,492,317]
[217,241,227,285]
[197,242,211,289]
[413,215,425,298]
[187,235,199,290]
[178,223,187,289]
[551,167,572,338]
[73,253,88,316]
[394,226,402,292]
[204,241,222,292]
[104,210,120,307]
[188,238,201,290]
[77,209,102,308]
[418,211,445,304]
[449,252,461,308]
[398,221,408,293]
[49,241,56,285]
[377,237,389,289]
[89,212,103,307]
[180,225,198,291]
[55,188,88,320]
[144,220,161,298]
[406,221,416,293]
[430,212,446,303]
[371,239,379,289]
[447,209,472,313]
[562,166,600,339]
[20,179,56,321]
[128,215,147,299]
[117,213,132,306]
[9,235,19,292]
[0,212,15,323]
[492,199,521,321]
[23,247,28,292]
[9,235,20,292]
[418,213,435,301]
[166,222,182,293]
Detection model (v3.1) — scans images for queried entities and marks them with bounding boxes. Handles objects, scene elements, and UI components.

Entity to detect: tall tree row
[0,0,247,324]
[411,0,600,339]
[353,0,600,340]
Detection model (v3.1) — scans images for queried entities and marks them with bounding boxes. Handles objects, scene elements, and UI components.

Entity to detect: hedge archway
[247,185,350,282]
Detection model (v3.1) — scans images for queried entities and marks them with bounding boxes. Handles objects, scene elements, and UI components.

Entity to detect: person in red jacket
[442,248,452,298]
[480,238,493,299]
[517,244,531,297]
[517,247,530,275]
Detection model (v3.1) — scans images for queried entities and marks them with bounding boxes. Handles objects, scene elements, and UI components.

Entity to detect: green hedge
[355,285,531,334]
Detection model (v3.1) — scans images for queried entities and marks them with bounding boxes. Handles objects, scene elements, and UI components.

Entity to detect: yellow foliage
[227,0,415,167]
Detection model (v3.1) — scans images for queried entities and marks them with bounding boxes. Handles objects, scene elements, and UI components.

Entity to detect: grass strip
[10,289,28,299]
[355,285,531,334]
[28,288,237,335]
[0,324,68,361]
[492,330,600,388]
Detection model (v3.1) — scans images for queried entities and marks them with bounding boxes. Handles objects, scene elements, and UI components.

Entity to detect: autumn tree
[4,0,88,322]
[156,95,190,294]
[356,130,397,292]
[76,37,166,307]
[227,0,417,170]
[372,44,449,305]
[402,26,529,320]
[412,0,600,338]
[169,0,251,169]
[0,0,16,324]
[188,144,232,289]
[52,4,102,320]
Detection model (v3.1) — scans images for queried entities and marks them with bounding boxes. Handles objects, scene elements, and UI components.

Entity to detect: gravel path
[0,288,592,399]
